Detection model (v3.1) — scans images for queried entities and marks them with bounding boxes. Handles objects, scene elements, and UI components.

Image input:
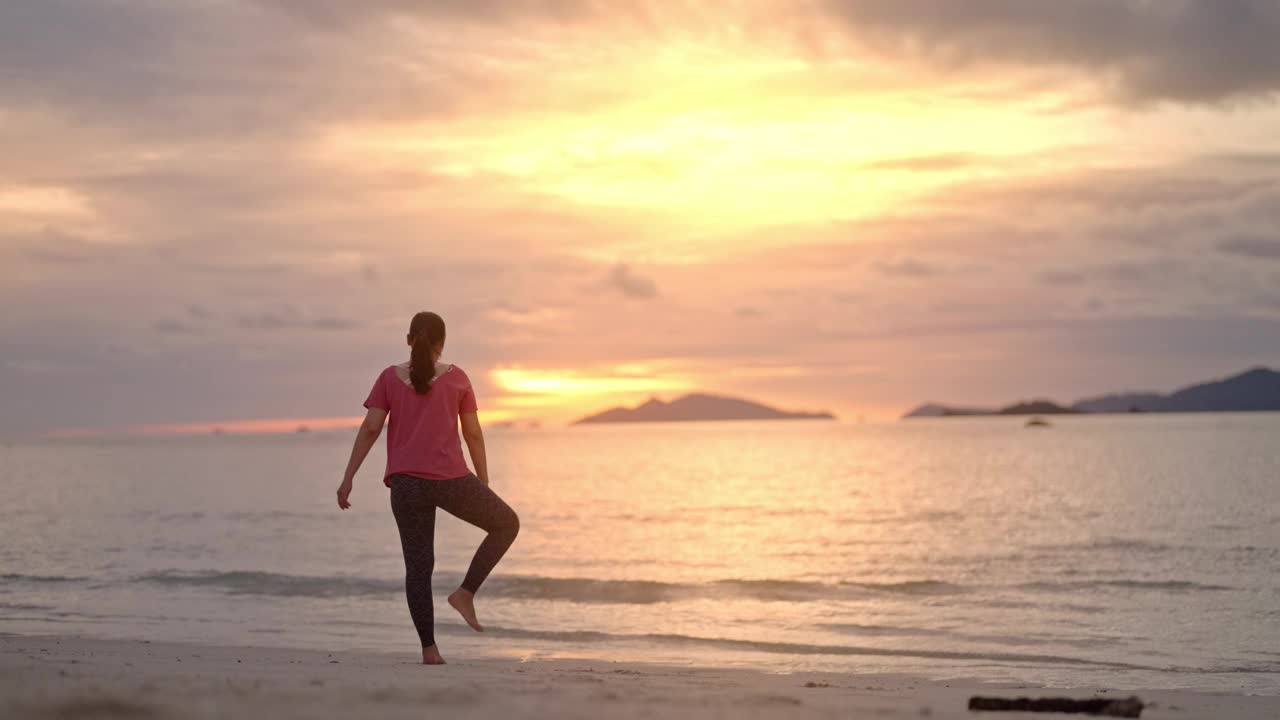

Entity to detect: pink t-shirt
[363,364,478,485]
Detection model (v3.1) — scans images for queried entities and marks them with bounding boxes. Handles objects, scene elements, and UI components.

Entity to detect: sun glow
[324,105,1066,234]
[488,366,695,422]
[313,47,1093,258]
[492,368,692,397]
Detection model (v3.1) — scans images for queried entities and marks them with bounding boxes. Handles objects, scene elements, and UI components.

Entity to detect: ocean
[2,414,1278,693]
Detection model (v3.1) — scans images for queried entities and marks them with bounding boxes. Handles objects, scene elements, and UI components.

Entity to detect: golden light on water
[46,416,366,438]
[49,410,524,438]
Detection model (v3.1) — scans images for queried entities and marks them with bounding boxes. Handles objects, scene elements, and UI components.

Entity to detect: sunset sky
[4,1,1280,437]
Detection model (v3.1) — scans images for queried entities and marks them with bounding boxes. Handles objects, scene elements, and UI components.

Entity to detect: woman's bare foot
[448,588,484,632]
[422,645,446,665]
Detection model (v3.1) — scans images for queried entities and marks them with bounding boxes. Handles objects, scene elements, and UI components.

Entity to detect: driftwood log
[968,695,1143,717]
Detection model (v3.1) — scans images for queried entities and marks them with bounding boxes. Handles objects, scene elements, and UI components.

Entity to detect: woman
[336,311,520,665]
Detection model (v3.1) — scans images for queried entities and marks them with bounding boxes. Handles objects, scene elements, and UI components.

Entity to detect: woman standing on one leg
[336,311,520,665]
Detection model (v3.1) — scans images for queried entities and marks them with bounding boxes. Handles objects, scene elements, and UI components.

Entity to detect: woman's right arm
[337,408,387,509]
[460,412,489,485]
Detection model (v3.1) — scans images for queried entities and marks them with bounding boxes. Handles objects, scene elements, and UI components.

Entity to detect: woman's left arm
[460,412,488,485]
[337,408,388,509]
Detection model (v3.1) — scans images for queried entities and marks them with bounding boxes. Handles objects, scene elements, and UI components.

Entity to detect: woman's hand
[338,408,386,512]
[337,478,353,510]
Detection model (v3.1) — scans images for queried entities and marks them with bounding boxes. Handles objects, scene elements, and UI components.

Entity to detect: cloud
[0,0,476,142]
[186,304,215,320]
[1037,269,1086,287]
[153,319,196,335]
[150,304,217,336]
[1096,259,1182,284]
[822,0,1280,103]
[1218,235,1280,259]
[874,257,938,277]
[737,152,1280,334]
[235,307,360,332]
[252,0,595,27]
[606,263,659,299]
[6,230,117,265]
[151,303,357,336]
[861,153,985,173]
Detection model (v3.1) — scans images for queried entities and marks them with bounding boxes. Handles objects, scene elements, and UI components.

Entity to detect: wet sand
[2,634,1276,719]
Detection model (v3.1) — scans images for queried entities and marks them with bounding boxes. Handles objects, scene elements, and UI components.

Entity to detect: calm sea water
[2,415,1278,693]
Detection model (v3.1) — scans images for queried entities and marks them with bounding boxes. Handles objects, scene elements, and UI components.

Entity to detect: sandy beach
[2,634,1276,720]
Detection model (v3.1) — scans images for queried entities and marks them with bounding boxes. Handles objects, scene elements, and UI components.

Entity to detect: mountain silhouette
[998,401,1079,416]
[901,403,990,418]
[574,393,835,424]
[903,400,1077,418]
[1071,393,1166,414]
[1156,367,1280,412]
[905,367,1280,419]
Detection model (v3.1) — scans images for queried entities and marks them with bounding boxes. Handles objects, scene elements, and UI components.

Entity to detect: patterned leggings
[389,473,520,648]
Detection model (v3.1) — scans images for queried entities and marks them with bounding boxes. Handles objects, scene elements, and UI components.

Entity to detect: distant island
[904,367,1280,419]
[574,393,836,425]
[906,400,1078,418]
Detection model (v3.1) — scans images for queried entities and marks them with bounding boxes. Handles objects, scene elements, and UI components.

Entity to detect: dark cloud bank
[824,0,1280,103]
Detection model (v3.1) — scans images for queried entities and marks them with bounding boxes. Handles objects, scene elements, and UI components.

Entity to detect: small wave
[1099,580,1234,591]
[1193,661,1280,675]
[157,512,206,522]
[818,623,945,638]
[470,625,1157,671]
[983,598,1109,614]
[488,576,680,604]
[604,507,826,524]
[0,602,55,611]
[842,511,963,526]
[820,623,1137,649]
[0,573,88,584]
[1226,545,1280,560]
[488,576,963,602]
[138,571,402,598]
[135,570,1231,604]
[1030,538,1177,553]
[497,577,964,602]
[711,579,826,600]
[1018,579,1233,593]
[134,570,964,604]
[823,538,910,547]
[136,570,692,603]
[843,580,961,595]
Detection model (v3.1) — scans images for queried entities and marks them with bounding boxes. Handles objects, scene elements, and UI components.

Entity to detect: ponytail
[407,311,446,395]
[409,334,436,395]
